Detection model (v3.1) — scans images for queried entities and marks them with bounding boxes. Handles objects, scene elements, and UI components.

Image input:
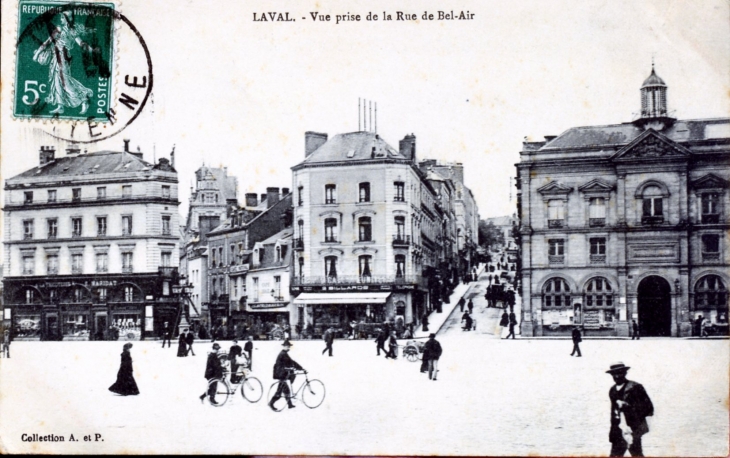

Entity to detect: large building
[516,67,729,337]
[3,141,181,340]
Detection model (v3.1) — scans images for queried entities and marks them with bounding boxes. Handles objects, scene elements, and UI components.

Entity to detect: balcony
[122,266,134,273]
[548,255,565,264]
[642,216,664,225]
[702,252,720,262]
[547,219,564,229]
[589,218,606,227]
[294,237,304,251]
[292,274,424,287]
[590,254,606,263]
[701,214,720,224]
[158,266,178,278]
[392,234,410,247]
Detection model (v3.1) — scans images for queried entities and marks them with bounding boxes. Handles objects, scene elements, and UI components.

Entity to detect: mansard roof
[611,129,691,161]
[8,150,160,181]
[298,131,406,165]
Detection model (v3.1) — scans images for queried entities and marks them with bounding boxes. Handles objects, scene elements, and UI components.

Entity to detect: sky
[2,0,729,223]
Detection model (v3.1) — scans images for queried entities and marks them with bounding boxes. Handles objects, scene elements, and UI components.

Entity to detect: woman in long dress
[109,343,139,396]
[177,330,188,357]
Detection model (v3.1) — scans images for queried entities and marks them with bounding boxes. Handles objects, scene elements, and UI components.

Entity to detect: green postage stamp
[14,0,115,121]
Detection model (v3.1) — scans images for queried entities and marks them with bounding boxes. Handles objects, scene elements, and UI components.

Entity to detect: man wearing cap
[422,333,443,381]
[199,343,224,405]
[269,339,304,410]
[606,362,654,457]
[229,339,243,383]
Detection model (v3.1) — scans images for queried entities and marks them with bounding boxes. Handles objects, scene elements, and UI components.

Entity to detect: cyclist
[268,339,304,411]
[199,343,224,405]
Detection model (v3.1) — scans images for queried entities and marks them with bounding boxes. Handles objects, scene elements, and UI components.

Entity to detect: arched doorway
[637,276,672,336]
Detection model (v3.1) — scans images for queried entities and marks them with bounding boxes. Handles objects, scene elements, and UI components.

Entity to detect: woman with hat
[109,343,139,396]
[606,362,654,457]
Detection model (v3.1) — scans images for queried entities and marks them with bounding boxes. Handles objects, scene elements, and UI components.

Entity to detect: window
[548,239,564,263]
[547,200,565,228]
[358,217,372,242]
[47,255,59,275]
[161,251,172,267]
[252,277,259,301]
[124,286,134,302]
[281,245,288,261]
[230,245,236,265]
[298,186,304,206]
[701,193,720,224]
[47,218,58,239]
[589,197,606,226]
[298,220,304,238]
[394,216,406,240]
[73,287,85,303]
[359,255,372,279]
[274,276,281,298]
[24,191,33,204]
[590,237,606,263]
[96,253,108,273]
[543,278,571,307]
[394,181,405,202]
[72,217,82,237]
[642,185,664,223]
[324,218,338,242]
[161,215,171,235]
[72,188,81,202]
[162,185,171,198]
[47,190,57,202]
[695,275,727,309]
[325,184,337,204]
[97,216,107,236]
[72,254,83,274]
[701,234,720,261]
[585,277,613,308]
[395,254,406,278]
[97,187,106,199]
[122,252,133,273]
[23,219,34,240]
[359,182,371,202]
[122,185,132,198]
[97,288,107,302]
[298,256,304,278]
[23,256,35,275]
[25,289,34,304]
[232,279,238,298]
[122,215,133,236]
[276,245,282,262]
[324,256,338,280]
[219,247,224,267]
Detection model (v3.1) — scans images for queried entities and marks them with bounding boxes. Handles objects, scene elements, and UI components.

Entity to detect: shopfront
[293,292,391,338]
[244,302,292,339]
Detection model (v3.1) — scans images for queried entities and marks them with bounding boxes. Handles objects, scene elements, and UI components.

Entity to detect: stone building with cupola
[516,66,729,338]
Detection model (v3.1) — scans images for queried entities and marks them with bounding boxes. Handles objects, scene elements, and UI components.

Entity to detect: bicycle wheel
[266,382,286,412]
[240,376,263,403]
[207,379,230,407]
[301,379,325,409]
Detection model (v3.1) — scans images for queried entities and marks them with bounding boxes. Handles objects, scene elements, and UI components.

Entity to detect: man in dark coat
[269,340,304,410]
[161,321,172,348]
[607,362,654,457]
[244,336,254,370]
[631,320,640,340]
[570,326,582,357]
[2,330,10,358]
[505,312,517,339]
[467,299,474,314]
[322,327,335,356]
[177,330,188,357]
[229,339,243,383]
[185,328,196,356]
[199,343,224,405]
[375,330,387,356]
[385,331,398,359]
[458,296,466,312]
[462,311,472,331]
[422,333,443,381]
[422,312,429,332]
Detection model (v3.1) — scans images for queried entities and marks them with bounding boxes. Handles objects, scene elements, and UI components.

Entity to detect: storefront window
[585,277,613,307]
[112,314,142,340]
[63,314,89,338]
[14,315,41,338]
[543,278,571,308]
[696,275,728,324]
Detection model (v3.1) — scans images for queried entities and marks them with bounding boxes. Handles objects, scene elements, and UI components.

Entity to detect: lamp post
[172,280,195,335]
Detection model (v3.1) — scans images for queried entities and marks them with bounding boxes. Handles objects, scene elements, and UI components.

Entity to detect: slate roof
[642,67,666,87]
[9,150,156,181]
[195,166,238,201]
[299,132,405,164]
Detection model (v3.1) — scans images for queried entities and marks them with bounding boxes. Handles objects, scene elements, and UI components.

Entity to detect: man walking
[161,321,172,348]
[244,336,254,370]
[322,327,334,357]
[458,296,466,312]
[467,298,474,314]
[631,320,640,340]
[269,339,304,411]
[607,362,654,457]
[375,329,387,356]
[505,312,517,339]
[199,343,224,405]
[423,333,443,381]
[185,328,196,356]
[570,326,582,357]
[2,330,10,358]
[385,331,398,359]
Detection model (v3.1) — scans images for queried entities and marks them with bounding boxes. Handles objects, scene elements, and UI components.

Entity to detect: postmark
[13,0,153,143]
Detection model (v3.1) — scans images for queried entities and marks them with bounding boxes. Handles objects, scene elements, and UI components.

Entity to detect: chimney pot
[260,193,267,204]
[266,187,280,208]
[245,193,258,207]
[282,187,290,195]
[305,131,328,157]
[123,139,130,152]
[39,146,56,165]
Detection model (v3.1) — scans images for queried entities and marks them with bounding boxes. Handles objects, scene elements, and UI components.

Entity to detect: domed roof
[642,67,666,87]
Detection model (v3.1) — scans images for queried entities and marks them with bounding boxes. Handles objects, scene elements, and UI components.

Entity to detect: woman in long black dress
[109,343,139,396]
[177,330,188,357]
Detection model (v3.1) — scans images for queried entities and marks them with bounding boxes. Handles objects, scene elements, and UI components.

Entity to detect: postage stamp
[14,0,115,122]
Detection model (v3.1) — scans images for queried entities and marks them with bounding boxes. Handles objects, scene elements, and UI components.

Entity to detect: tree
[478,220,505,251]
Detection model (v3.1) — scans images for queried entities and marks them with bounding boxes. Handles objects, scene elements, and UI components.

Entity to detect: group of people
[177,328,197,357]
[375,329,399,359]
[499,310,518,339]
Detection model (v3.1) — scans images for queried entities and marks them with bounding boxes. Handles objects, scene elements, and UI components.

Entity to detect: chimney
[39,146,56,165]
[451,163,464,183]
[399,134,416,161]
[260,193,267,205]
[305,131,328,157]
[123,139,130,152]
[245,193,258,207]
[282,187,290,195]
[266,187,280,208]
[544,135,557,142]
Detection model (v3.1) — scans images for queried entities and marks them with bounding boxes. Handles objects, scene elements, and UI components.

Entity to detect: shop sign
[250,302,288,310]
[583,310,601,329]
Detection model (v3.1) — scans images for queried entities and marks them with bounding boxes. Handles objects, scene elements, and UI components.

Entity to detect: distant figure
[467,299,474,314]
[2,330,10,358]
[385,331,398,359]
[422,313,429,332]
[701,318,711,338]
[631,320,640,340]
[229,339,243,383]
[607,362,654,457]
[375,329,387,356]
[322,327,334,357]
[695,315,705,337]
[461,311,473,331]
[423,333,443,381]
[109,343,139,396]
[161,321,172,348]
[244,336,254,370]
[499,311,510,333]
[505,312,517,339]
[570,326,582,357]
[458,296,466,312]
[186,328,196,356]
[199,343,224,405]
[177,330,188,357]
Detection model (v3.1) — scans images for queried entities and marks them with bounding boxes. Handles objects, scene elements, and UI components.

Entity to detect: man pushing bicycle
[269,339,305,411]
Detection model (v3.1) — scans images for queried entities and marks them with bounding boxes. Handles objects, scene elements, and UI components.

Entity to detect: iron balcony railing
[292,274,424,287]
[392,234,410,247]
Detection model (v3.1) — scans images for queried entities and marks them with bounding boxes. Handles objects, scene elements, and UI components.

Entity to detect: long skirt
[109,366,139,396]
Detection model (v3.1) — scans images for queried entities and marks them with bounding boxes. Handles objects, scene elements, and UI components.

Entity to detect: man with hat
[228,339,243,383]
[269,339,304,411]
[161,321,172,348]
[422,333,443,381]
[606,362,654,457]
[199,343,224,405]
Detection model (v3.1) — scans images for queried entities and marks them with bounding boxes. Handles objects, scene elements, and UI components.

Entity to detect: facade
[291,130,459,337]
[3,142,181,341]
[516,67,730,337]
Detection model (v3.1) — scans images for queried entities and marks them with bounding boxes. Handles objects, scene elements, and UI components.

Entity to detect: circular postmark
[14,1,152,143]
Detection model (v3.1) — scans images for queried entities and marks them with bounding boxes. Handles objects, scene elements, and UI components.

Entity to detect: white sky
[2,0,729,223]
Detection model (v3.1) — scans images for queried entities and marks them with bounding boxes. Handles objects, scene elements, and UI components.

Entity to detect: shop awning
[293,292,391,305]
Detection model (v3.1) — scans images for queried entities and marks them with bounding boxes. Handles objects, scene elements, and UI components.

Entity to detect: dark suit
[423,338,443,380]
[571,328,582,357]
[322,329,334,356]
[271,350,303,403]
[609,380,654,456]
[185,332,195,356]
[244,341,253,370]
[202,352,224,403]
[229,344,243,383]
[161,325,171,348]
[632,322,640,340]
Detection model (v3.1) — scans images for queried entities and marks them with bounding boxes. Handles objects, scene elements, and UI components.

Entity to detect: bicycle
[206,358,263,407]
[266,370,325,411]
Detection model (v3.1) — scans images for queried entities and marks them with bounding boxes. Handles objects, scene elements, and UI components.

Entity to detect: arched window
[543,278,571,308]
[642,185,664,223]
[358,217,372,242]
[324,256,338,280]
[395,254,406,278]
[324,218,338,242]
[359,255,372,280]
[696,275,727,309]
[584,277,614,308]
